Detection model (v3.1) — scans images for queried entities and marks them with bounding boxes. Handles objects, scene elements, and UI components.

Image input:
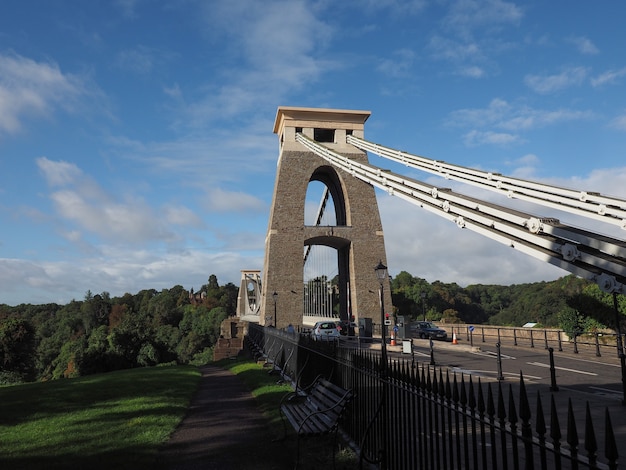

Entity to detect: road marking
[449,367,542,381]
[473,350,517,360]
[589,386,622,395]
[526,362,597,376]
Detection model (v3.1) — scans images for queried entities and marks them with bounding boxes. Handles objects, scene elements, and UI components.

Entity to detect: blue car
[412,321,447,340]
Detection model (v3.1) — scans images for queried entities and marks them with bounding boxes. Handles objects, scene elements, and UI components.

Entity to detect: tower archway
[260,107,392,328]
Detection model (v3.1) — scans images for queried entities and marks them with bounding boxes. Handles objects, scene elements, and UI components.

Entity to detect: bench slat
[280,378,352,437]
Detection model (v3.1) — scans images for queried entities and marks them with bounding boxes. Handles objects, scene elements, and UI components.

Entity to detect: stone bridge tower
[260,106,392,328]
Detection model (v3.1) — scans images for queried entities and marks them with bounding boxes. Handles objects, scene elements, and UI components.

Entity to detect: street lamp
[272,291,278,328]
[374,260,388,469]
[421,291,426,321]
[375,260,389,367]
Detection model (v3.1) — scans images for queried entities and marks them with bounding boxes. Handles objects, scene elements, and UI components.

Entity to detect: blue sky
[1,0,626,306]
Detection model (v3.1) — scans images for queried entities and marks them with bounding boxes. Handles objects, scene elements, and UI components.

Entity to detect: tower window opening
[296,127,303,134]
[346,129,353,136]
[314,128,335,143]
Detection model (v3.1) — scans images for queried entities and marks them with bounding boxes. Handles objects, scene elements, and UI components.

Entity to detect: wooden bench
[279,376,353,469]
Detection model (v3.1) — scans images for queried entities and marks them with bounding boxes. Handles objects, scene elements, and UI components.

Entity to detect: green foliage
[0,318,36,381]
[3,271,624,386]
[0,274,238,383]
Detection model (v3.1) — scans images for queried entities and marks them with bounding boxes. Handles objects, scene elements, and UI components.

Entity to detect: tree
[0,318,35,382]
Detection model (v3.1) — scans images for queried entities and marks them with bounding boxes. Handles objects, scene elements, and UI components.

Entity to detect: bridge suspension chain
[347,135,626,231]
[295,132,626,294]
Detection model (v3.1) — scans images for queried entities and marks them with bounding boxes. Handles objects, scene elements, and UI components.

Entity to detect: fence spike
[508,383,518,426]
[519,372,534,468]
[432,367,439,396]
[487,382,495,418]
[497,381,507,421]
[584,402,597,467]
[477,377,485,414]
[566,398,579,463]
[460,374,467,406]
[445,369,452,401]
[453,372,460,404]
[508,383,520,469]
[604,408,618,470]
[498,382,509,469]
[468,375,476,410]
[439,369,446,400]
[536,390,546,435]
[519,371,531,422]
[536,391,548,470]
[550,394,562,442]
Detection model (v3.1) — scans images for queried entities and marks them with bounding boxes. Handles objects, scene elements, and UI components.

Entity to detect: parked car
[311,321,341,341]
[411,321,447,340]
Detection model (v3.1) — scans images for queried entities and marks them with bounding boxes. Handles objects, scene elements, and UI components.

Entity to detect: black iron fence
[247,324,620,469]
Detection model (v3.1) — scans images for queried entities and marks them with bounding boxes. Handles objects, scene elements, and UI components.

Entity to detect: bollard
[557,330,563,352]
[496,343,504,381]
[430,338,435,366]
[573,333,579,354]
[548,347,559,392]
[530,329,534,348]
[544,330,549,349]
[595,333,601,357]
[470,330,474,347]
[481,326,485,343]
[513,328,517,346]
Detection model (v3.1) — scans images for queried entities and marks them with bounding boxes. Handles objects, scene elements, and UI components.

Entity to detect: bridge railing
[246,323,620,469]
[370,320,625,358]
[443,324,626,358]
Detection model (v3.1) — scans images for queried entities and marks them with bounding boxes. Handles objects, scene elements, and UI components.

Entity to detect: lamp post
[421,291,426,321]
[375,261,388,370]
[272,291,278,328]
[374,260,388,470]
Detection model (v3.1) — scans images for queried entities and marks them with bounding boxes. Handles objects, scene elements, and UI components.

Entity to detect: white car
[311,321,341,341]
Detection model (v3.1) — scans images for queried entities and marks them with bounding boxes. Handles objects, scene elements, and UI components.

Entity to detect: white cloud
[115,45,158,74]
[591,67,626,87]
[37,157,83,186]
[448,98,594,134]
[458,65,485,78]
[443,0,523,31]
[0,248,263,306]
[463,130,520,146]
[186,0,335,124]
[204,187,267,213]
[524,66,589,94]
[0,53,91,136]
[377,49,416,77]
[610,112,626,131]
[361,0,428,15]
[428,35,483,61]
[35,157,210,244]
[568,36,599,55]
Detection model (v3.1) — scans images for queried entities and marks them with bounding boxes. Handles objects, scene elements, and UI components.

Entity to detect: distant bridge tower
[236,270,262,322]
[261,106,393,328]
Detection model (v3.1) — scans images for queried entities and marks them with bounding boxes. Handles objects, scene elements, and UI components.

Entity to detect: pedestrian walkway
[159,364,295,470]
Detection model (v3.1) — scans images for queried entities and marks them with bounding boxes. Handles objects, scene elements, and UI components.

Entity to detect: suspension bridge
[236,106,626,332]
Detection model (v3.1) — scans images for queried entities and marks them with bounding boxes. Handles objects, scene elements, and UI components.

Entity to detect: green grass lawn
[0,365,200,470]
[0,358,358,469]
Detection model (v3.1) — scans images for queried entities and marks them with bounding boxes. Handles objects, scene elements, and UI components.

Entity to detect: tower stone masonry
[261,106,393,329]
